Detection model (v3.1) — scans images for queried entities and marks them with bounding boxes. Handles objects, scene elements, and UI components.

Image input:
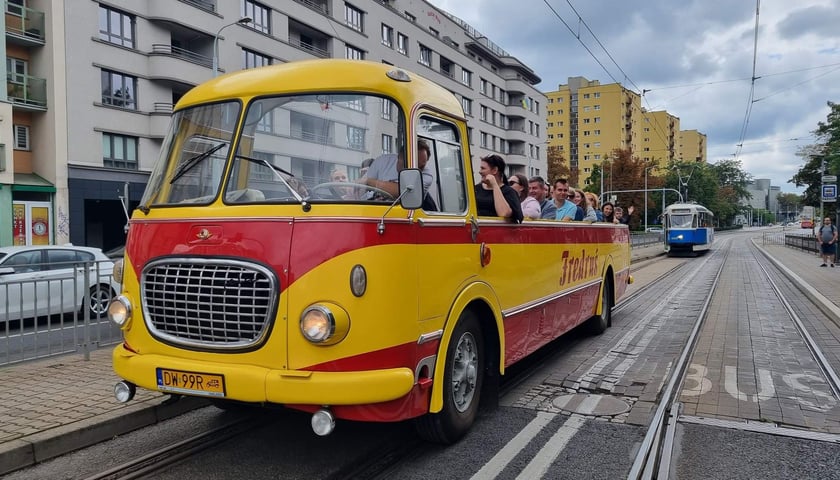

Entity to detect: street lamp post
[213,17,252,77]
[644,166,654,231]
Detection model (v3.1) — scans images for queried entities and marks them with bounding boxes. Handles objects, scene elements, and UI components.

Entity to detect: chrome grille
[142,259,278,350]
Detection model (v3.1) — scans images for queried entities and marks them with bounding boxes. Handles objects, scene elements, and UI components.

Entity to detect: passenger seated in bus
[358,139,437,210]
[601,202,616,223]
[584,192,604,221]
[568,187,591,221]
[329,165,354,199]
[508,173,540,219]
[552,179,579,221]
[474,154,523,223]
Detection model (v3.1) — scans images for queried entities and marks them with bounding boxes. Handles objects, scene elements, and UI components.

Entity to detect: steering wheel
[309,182,395,201]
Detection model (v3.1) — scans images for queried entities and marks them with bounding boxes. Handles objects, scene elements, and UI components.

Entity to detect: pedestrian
[818,216,838,267]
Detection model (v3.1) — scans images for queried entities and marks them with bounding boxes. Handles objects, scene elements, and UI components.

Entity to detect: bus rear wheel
[414,310,484,444]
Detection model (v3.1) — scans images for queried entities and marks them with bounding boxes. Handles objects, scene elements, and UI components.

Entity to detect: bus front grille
[141,259,278,350]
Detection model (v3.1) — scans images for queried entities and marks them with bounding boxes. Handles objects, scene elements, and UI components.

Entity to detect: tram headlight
[108,295,133,329]
[300,303,350,345]
[676,234,684,240]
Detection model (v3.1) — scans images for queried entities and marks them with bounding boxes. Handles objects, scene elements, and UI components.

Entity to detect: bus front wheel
[415,310,484,444]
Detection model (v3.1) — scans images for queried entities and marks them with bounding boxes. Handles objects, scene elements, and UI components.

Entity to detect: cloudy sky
[428,0,840,193]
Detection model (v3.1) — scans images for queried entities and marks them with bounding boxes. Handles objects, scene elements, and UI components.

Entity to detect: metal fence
[762,231,818,253]
[0,262,122,367]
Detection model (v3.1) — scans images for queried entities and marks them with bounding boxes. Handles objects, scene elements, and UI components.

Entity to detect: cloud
[428,0,840,192]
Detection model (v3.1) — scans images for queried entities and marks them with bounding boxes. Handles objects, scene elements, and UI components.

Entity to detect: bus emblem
[196,228,213,240]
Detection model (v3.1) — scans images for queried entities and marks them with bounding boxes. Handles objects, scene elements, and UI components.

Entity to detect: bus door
[414,115,473,331]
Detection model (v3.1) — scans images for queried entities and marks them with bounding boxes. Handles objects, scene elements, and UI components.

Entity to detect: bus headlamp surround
[108,295,133,329]
[300,304,350,345]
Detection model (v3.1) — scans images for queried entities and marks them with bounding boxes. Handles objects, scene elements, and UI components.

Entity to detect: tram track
[629,235,840,480]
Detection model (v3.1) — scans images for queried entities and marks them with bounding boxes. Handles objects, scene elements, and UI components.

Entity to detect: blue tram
[663,203,714,254]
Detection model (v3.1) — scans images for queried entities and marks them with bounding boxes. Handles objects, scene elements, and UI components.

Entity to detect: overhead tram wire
[541,0,674,157]
[734,0,762,160]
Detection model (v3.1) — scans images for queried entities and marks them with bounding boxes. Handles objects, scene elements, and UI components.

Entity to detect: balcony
[5,2,45,47]
[288,37,329,58]
[148,45,212,87]
[150,103,173,138]
[179,0,215,12]
[148,0,218,35]
[7,75,47,111]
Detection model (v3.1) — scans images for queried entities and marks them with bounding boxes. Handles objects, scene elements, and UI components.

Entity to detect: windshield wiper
[170,142,227,185]
[234,154,306,205]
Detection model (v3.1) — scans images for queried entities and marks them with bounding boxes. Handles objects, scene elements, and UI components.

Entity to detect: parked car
[645,226,664,233]
[0,245,120,322]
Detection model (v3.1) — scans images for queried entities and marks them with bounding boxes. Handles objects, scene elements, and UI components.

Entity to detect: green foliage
[790,101,840,220]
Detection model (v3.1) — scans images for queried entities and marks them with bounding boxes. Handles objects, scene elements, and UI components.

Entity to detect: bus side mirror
[398,169,424,210]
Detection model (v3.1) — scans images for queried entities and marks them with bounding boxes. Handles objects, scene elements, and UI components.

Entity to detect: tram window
[670,214,692,228]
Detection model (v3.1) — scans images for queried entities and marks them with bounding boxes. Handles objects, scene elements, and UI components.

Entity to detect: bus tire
[588,277,612,335]
[414,310,484,444]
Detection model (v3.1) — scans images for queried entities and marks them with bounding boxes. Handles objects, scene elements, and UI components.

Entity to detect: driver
[329,165,354,199]
[357,139,436,209]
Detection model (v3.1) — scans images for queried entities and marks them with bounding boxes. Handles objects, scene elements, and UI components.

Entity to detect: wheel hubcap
[452,332,478,412]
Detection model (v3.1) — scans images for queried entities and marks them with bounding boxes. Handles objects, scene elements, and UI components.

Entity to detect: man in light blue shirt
[553,179,578,221]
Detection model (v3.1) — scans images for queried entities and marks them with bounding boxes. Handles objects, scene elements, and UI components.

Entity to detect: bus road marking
[515,415,586,480]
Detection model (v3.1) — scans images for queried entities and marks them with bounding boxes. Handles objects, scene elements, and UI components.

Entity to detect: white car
[0,245,120,322]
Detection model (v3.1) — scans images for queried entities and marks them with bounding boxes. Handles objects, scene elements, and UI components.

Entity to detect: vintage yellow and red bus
[109,59,632,443]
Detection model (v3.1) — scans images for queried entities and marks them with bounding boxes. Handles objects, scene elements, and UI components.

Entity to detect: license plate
[156,368,226,397]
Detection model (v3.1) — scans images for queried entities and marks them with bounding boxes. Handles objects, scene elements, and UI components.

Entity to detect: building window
[480,105,487,121]
[103,133,138,169]
[381,23,393,47]
[101,70,137,109]
[397,33,408,55]
[594,105,601,110]
[404,11,415,22]
[480,78,487,95]
[594,129,601,135]
[461,69,472,87]
[345,44,364,60]
[382,134,392,154]
[13,124,29,150]
[594,92,601,98]
[7,57,26,85]
[594,142,601,147]
[461,97,472,116]
[98,5,135,48]
[419,44,432,66]
[594,117,601,123]
[583,93,590,99]
[429,27,439,37]
[345,3,364,32]
[347,126,365,150]
[242,0,270,34]
[480,132,488,148]
[381,99,392,120]
[242,48,271,69]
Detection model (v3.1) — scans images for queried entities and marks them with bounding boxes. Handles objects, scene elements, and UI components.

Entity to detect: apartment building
[679,129,707,163]
[0,0,546,249]
[545,76,705,188]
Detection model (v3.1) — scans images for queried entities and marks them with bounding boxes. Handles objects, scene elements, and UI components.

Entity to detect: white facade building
[1,0,546,248]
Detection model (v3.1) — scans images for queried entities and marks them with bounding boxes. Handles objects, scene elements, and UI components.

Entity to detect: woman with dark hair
[474,154,523,222]
[602,202,616,223]
[508,173,540,219]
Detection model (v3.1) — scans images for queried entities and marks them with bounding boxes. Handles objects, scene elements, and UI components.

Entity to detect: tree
[546,146,570,184]
[790,102,840,220]
[776,192,801,222]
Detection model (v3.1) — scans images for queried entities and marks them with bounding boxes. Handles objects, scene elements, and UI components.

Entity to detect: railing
[0,262,122,366]
[6,74,47,108]
[290,129,332,145]
[763,231,817,253]
[179,0,216,12]
[153,102,174,114]
[5,3,45,44]
[150,44,213,68]
[292,0,328,14]
[288,37,329,58]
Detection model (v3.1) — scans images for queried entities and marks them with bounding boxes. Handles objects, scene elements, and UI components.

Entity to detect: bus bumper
[112,344,416,405]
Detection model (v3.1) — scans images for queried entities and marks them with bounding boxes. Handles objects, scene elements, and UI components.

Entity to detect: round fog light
[311,409,335,436]
[114,381,136,403]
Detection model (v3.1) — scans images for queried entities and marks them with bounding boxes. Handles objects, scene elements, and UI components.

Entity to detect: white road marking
[515,415,586,480]
[470,411,555,480]
[724,366,775,402]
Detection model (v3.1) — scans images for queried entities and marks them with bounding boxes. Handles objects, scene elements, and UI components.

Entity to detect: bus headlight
[300,303,350,345]
[108,295,132,329]
[113,259,124,284]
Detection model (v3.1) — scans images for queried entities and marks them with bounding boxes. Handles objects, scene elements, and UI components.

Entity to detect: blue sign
[823,184,837,202]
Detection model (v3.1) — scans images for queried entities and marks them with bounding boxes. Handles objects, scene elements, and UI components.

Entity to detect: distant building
[544,76,705,187]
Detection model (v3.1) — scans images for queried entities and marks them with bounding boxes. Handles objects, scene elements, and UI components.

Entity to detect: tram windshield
[669,214,694,228]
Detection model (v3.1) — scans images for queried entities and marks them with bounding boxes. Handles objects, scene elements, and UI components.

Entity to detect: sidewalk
[0,242,672,475]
